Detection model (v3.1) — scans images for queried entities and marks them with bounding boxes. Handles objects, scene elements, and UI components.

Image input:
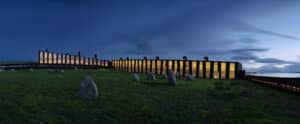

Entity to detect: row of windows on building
[38,50,109,67]
[111,59,243,79]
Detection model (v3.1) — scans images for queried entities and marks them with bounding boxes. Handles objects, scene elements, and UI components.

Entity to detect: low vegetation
[0,69,299,124]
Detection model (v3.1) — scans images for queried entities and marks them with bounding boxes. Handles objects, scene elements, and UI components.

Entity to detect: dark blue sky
[1,0,300,72]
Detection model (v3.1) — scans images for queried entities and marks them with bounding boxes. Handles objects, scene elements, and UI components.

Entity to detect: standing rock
[147,72,156,80]
[77,76,99,99]
[60,69,64,73]
[162,74,168,79]
[175,72,180,77]
[167,70,176,86]
[11,69,15,72]
[186,74,195,80]
[29,68,34,72]
[74,67,78,70]
[132,73,140,81]
[48,69,54,72]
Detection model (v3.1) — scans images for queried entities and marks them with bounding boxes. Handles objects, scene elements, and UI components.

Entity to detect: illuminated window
[54,53,58,64]
[143,60,147,73]
[162,60,167,75]
[179,61,183,76]
[118,60,121,70]
[213,62,219,79]
[152,60,155,73]
[168,60,173,71]
[71,56,75,65]
[174,61,178,74]
[139,60,142,72]
[128,60,132,72]
[39,51,44,64]
[120,60,122,70]
[80,57,84,65]
[185,61,190,76]
[229,63,235,79]
[105,61,108,67]
[146,60,150,73]
[90,58,94,65]
[85,58,89,65]
[221,62,226,79]
[118,60,120,71]
[62,54,65,64]
[198,62,203,78]
[75,56,79,65]
[132,60,136,72]
[157,60,161,74]
[132,60,135,72]
[124,60,128,71]
[48,53,53,64]
[57,54,61,64]
[192,61,197,77]
[205,62,211,78]
[44,52,48,64]
[135,60,138,72]
[114,60,117,70]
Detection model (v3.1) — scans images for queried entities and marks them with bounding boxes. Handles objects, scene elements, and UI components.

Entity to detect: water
[247,73,300,78]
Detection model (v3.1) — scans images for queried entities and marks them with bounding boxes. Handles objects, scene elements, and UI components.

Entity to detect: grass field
[0,69,300,124]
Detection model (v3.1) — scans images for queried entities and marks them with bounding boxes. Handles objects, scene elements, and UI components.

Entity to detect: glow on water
[248,73,300,78]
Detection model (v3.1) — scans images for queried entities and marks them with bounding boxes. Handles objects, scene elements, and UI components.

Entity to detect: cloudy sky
[0,0,300,72]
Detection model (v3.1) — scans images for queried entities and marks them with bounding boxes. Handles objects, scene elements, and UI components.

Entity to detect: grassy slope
[0,69,299,124]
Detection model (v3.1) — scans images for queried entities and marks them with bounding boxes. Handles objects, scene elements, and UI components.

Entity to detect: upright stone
[167,70,176,86]
[186,74,195,80]
[132,73,140,81]
[29,68,34,72]
[74,67,78,70]
[162,74,168,79]
[147,72,156,80]
[61,69,64,73]
[176,72,180,77]
[77,76,99,99]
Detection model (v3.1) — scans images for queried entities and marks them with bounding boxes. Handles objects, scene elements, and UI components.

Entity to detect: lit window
[179,61,183,76]
[174,61,178,74]
[198,62,203,78]
[221,62,226,79]
[213,62,219,79]
[229,63,235,79]
[205,62,211,78]
[192,61,197,77]
[152,60,156,73]
[185,61,190,76]
[157,60,161,74]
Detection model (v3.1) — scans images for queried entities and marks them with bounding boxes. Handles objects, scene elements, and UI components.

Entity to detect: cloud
[231,22,299,40]
[229,48,269,53]
[255,58,287,64]
[231,54,258,61]
[283,64,300,72]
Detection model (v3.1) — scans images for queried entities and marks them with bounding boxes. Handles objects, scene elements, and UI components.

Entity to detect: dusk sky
[0,0,300,72]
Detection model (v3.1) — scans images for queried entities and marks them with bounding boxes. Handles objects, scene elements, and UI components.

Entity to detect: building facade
[112,58,244,80]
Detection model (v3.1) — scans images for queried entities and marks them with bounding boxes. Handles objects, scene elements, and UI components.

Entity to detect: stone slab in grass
[186,74,195,80]
[167,70,176,86]
[162,74,168,79]
[132,73,140,81]
[77,76,99,99]
[147,72,156,80]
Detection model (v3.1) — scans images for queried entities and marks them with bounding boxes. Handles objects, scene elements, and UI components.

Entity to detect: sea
[247,73,300,78]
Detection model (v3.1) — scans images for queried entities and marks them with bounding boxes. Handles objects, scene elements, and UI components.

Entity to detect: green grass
[0,69,300,124]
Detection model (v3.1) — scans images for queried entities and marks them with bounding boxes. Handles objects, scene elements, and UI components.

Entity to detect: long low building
[38,50,110,67]
[112,58,244,80]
